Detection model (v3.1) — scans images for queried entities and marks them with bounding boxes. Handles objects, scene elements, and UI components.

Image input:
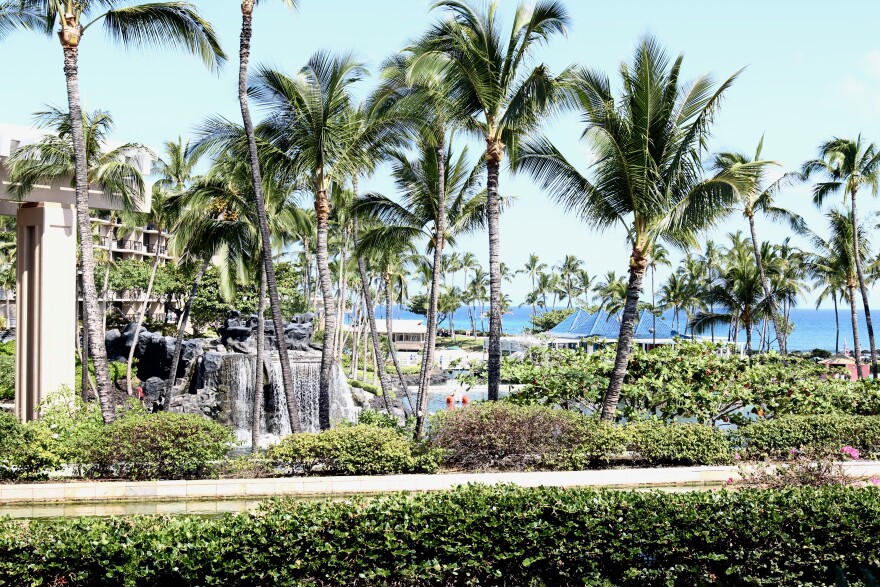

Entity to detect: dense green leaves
[2,485,880,585]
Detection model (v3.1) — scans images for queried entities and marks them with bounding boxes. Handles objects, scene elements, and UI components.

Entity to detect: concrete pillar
[15,203,76,421]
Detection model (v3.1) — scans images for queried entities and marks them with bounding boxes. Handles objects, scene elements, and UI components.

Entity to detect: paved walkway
[2,462,879,505]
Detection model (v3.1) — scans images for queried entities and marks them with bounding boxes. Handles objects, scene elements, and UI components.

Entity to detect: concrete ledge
[2,461,879,505]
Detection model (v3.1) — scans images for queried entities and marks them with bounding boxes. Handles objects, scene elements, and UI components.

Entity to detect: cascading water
[221,350,356,446]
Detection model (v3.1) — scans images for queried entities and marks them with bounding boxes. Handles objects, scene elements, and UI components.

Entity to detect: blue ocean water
[367,304,870,353]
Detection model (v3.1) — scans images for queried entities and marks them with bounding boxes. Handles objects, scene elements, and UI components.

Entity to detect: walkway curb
[2,461,879,505]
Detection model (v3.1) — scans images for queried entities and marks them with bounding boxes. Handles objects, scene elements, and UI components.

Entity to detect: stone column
[15,203,76,421]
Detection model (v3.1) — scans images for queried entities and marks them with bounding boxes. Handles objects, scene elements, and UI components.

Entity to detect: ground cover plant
[1,484,879,585]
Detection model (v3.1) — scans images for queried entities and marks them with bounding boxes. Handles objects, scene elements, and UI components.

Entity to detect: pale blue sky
[2,1,880,306]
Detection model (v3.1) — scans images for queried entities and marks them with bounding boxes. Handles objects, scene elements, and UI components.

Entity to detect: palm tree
[167,156,305,427]
[236,0,299,437]
[803,137,880,375]
[354,133,486,438]
[16,0,223,422]
[700,241,766,356]
[425,0,570,401]
[808,209,874,374]
[711,139,804,355]
[659,272,688,333]
[556,255,584,308]
[519,253,547,319]
[699,241,720,342]
[575,268,595,307]
[647,244,670,344]
[516,37,740,421]
[595,271,627,317]
[533,272,557,311]
[7,108,146,420]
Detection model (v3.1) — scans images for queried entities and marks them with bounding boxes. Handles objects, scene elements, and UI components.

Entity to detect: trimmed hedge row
[428,405,880,471]
[1,485,879,585]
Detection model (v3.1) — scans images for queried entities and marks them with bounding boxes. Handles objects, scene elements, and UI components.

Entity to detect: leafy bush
[528,308,576,332]
[0,355,12,401]
[81,412,235,480]
[734,415,880,460]
[267,425,441,476]
[0,411,59,480]
[625,420,733,466]
[34,386,105,462]
[348,378,380,395]
[429,402,625,471]
[3,485,880,585]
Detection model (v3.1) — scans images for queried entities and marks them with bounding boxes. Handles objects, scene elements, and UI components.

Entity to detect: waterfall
[220,351,353,446]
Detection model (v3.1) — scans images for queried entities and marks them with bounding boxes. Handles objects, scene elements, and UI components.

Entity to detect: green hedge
[0,411,59,480]
[735,415,880,460]
[267,425,441,476]
[81,412,235,480]
[428,402,626,471]
[625,420,734,466]
[1,485,879,585]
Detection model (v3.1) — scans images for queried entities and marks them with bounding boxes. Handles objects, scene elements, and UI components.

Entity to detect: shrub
[348,378,380,395]
[625,420,733,466]
[81,412,235,480]
[734,414,880,459]
[0,411,59,480]
[267,425,441,476]
[428,402,625,471]
[2,485,880,585]
[0,354,12,401]
[34,386,104,463]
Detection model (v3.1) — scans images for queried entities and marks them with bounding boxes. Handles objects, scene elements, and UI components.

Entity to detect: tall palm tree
[699,241,720,342]
[236,0,298,437]
[647,243,670,344]
[354,133,486,438]
[516,37,741,421]
[803,137,880,376]
[556,255,584,308]
[7,108,146,420]
[575,268,595,307]
[425,0,570,400]
[711,139,804,355]
[807,209,874,374]
[17,0,223,422]
[0,1,40,39]
[519,253,547,318]
[659,272,688,333]
[167,156,305,427]
[595,271,627,317]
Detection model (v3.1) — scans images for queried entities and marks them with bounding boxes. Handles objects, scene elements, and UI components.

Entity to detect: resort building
[0,122,167,326]
[376,319,428,352]
[546,308,689,352]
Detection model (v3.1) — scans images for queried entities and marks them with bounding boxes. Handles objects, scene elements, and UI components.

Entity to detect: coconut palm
[6,107,147,420]
[235,0,299,440]
[711,140,804,355]
[647,244,670,344]
[15,0,223,422]
[354,132,486,437]
[698,241,720,342]
[518,253,547,318]
[803,137,880,375]
[533,271,557,311]
[807,209,874,374]
[167,156,306,427]
[516,37,741,421]
[659,272,689,333]
[595,271,627,317]
[575,269,595,307]
[556,255,584,308]
[424,0,570,400]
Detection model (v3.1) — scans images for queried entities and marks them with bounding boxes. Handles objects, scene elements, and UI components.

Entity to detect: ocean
[367,304,868,353]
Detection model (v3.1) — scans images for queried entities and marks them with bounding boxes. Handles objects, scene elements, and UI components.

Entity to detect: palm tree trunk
[833,292,840,355]
[239,3,302,432]
[748,214,787,356]
[350,294,360,379]
[600,251,647,422]
[126,241,162,396]
[850,189,878,376]
[252,268,266,453]
[101,262,111,336]
[165,259,209,397]
[415,139,446,439]
[486,154,502,402]
[651,267,656,346]
[79,275,90,402]
[315,186,336,430]
[745,318,753,357]
[385,274,414,412]
[63,43,114,423]
[357,257,392,413]
[848,285,864,379]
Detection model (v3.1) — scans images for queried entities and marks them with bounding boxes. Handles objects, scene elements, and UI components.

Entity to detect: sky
[2,0,880,307]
